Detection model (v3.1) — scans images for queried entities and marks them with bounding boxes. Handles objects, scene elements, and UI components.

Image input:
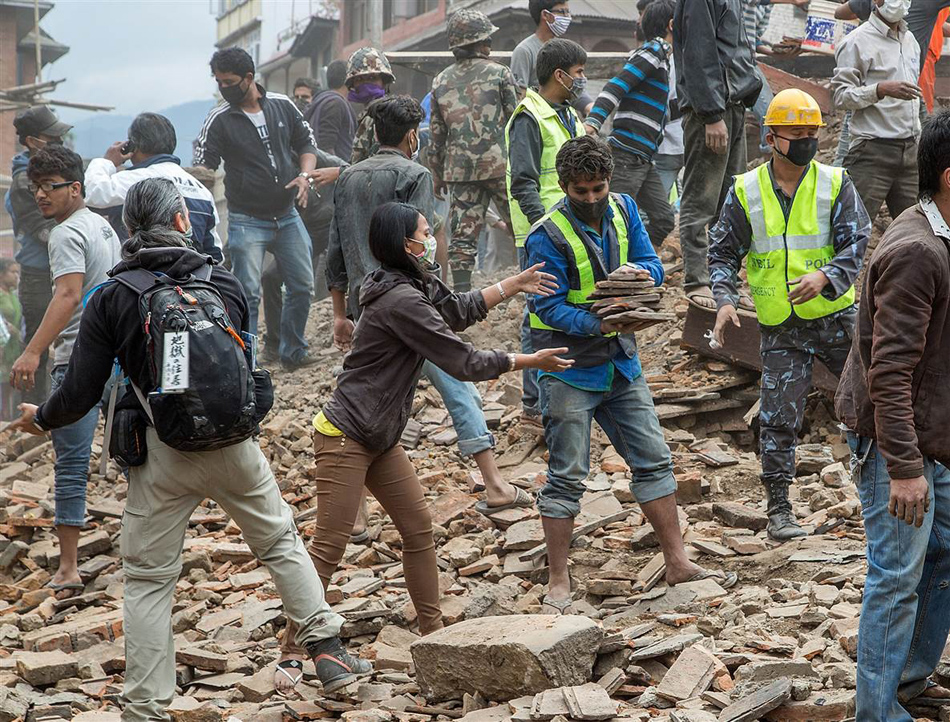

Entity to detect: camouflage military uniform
[759,311,855,494]
[429,10,518,278]
[351,107,379,164]
[345,48,394,164]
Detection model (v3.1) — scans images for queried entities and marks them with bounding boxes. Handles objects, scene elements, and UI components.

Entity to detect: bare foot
[484,482,519,508]
[686,286,717,310]
[664,560,704,586]
[273,654,306,693]
[51,568,82,588]
[920,683,950,699]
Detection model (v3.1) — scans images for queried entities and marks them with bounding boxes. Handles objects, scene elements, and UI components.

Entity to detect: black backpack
[112,264,266,452]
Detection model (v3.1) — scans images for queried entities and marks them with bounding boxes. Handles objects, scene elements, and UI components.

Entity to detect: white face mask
[546,12,572,36]
[878,0,911,23]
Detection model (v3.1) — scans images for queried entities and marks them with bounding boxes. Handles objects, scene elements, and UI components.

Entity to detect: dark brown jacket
[324,266,509,452]
[835,204,950,478]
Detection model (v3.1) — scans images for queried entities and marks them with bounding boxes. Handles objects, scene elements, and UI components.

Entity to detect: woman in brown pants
[274,202,572,690]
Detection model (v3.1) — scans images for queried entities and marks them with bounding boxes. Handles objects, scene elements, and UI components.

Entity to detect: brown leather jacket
[835,203,950,479]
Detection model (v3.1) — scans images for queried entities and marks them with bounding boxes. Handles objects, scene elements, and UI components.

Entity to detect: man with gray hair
[84,112,223,260]
[9,176,371,721]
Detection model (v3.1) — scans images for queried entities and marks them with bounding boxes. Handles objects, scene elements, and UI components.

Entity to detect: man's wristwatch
[298,171,309,179]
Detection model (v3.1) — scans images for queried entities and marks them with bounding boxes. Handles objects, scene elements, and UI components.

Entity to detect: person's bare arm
[10,273,83,390]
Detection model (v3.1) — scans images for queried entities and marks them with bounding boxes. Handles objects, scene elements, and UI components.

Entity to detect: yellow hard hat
[764,88,825,127]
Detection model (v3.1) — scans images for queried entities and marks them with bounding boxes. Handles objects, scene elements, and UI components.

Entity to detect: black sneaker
[280,353,320,371]
[307,638,373,693]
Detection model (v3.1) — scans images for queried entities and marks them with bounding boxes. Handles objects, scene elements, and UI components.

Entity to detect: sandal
[475,487,535,516]
[674,568,738,589]
[46,581,84,592]
[738,292,755,312]
[274,658,305,693]
[686,286,717,310]
[541,595,575,615]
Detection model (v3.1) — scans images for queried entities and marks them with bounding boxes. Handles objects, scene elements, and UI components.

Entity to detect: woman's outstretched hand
[514,263,559,296]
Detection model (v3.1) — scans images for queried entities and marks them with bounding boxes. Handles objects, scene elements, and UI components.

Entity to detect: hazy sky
[42,0,219,123]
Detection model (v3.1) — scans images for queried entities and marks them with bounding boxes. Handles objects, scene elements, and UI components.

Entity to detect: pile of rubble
[0,264,946,722]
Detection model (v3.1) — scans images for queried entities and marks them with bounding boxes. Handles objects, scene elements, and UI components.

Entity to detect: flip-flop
[674,568,738,589]
[541,595,575,615]
[349,529,370,543]
[274,658,304,692]
[738,293,755,312]
[686,287,717,310]
[46,581,84,591]
[475,487,534,516]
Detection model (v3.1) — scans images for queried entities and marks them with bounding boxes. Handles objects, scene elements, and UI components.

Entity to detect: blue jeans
[518,247,540,416]
[537,373,677,518]
[423,361,493,457]
[654,153,683,205]
[228,210,314,363]
[848,433,950,722]
[50,365,108,526]
[834,111,853,167]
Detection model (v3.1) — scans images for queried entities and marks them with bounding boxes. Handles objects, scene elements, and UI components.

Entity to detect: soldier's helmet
[447,9,499,50]
[345,47,396,88]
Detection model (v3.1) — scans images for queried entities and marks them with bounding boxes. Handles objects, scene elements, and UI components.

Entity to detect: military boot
[763,479,807,542]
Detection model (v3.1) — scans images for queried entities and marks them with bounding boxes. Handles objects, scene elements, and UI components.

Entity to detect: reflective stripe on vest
[734,161,854,326]
[505,89,585,247]
[527,195,629,335]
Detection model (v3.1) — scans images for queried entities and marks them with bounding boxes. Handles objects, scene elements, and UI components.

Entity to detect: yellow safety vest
[734,161,855,327]
[528,195,629,336]
[505,89,585,247]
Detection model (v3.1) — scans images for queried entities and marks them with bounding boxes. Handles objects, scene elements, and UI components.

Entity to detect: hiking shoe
[281,353,320,371]
[308,638,373,693]
[767,510,808,542]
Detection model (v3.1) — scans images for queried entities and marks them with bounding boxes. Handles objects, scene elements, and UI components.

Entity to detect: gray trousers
[120,430,344,721]
[680,105,748,291]
[609,148,675,249]
[759,310,855,489]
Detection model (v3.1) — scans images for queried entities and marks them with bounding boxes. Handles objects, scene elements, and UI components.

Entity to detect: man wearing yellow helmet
[707,88,871,541]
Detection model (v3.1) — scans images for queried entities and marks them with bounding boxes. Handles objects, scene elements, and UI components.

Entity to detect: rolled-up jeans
[423,360,493,456]
[537,372,676,519]
[227,210,314,363]
[848,433,950,722]
[50,364,111,527]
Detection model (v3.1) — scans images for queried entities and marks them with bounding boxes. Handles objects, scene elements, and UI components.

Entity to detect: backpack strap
[100,363,122,476]
[193,263,213,282]
[112,268,162,295]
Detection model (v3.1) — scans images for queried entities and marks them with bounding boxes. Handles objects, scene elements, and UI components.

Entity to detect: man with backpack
[10,177,371,721]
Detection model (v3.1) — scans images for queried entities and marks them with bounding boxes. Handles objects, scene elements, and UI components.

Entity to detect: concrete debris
[0,269,893,721]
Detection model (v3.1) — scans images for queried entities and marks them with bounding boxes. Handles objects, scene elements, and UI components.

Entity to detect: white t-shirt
[48,207,121,366]
[657,59,684,157]
[244,110,277,169]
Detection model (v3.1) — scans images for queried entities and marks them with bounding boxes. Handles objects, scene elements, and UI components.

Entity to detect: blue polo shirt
[524,193,664,392]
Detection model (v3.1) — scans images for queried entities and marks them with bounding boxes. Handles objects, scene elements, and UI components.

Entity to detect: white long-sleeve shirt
[832,13,921,144]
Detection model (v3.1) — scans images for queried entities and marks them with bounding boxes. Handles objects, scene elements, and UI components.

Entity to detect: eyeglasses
[29,181,75,194]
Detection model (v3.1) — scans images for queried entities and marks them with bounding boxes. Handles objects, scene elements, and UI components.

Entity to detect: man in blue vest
[709,89,871,541]
[526,135,737,613]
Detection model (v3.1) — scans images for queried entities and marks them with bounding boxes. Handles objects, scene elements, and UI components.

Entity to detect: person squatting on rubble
[583,0,676,251]
[708,89,870,542]
[428,9,518,292]
[506,37,588,430]
[83,111,223,260]
[673,0,762,311]
[10,145,122,593]
[275,200,571,687]
[524,135,737,614]
[348,47,397,165]
[10,176,372,721]
[836,109,950,722]
[194,47,319,371]
[832,0,922,261]
[7,106,72,405]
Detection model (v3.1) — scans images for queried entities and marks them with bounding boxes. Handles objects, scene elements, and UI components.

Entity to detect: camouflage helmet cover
[345,47,396,87]
[447,9,499,50]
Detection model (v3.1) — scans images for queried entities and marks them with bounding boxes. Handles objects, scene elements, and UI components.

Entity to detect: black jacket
[673,0,762,123]
[323,267,509,452]
[305,90,357,161]
[194,85,317,219]
[35,248,248,430]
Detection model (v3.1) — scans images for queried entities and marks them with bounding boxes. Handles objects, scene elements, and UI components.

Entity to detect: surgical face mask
[569,195,610,227]
[408,234,438,265]
[348,83,386,104]
[774,134,819,167]
[546,10,572,36]
[183,224,195,247]
[408,130,420,161]
[557,70,587,100]
[220,79,249,106]
[878,0,911,22]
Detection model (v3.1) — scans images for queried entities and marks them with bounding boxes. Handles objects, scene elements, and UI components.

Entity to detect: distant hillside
[69,99,216,165]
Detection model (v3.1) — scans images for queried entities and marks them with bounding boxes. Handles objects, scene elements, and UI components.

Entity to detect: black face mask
[774,135,819,167]
[569,195,610,227]
[221,79,249,106]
